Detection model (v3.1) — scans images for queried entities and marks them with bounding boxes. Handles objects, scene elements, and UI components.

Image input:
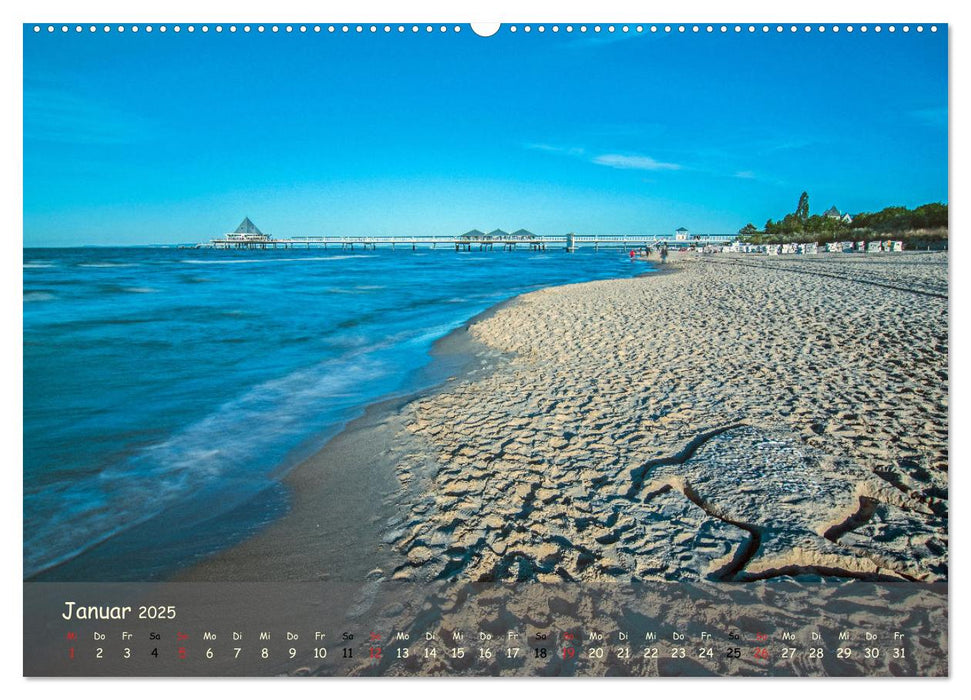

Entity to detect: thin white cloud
[525,143,586,157]
[592,153,681,171]
[734,170,757,179]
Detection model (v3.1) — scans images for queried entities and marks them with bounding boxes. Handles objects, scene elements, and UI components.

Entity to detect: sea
[23,245,653,580]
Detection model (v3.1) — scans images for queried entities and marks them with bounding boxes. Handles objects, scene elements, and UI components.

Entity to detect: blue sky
[23,24,948,246]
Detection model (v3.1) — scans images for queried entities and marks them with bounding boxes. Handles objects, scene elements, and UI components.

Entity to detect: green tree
[796,191,810,222]
[738,223,758,241]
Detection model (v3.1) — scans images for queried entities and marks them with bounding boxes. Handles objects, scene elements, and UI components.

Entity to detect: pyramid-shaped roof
[461,229,486,238]
[488,228,509,238]
[511,228,536,238]
[235,217,263,235]
[824,205,841,217]
[675,226,689,232]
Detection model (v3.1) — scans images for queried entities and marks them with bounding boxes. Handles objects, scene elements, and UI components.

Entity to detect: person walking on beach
[660,244,668,264]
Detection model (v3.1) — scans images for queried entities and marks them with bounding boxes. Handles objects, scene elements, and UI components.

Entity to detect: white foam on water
[24,352,394,578]
[78,262,137,268]
[23,292,56,302]
[181,255,370,265]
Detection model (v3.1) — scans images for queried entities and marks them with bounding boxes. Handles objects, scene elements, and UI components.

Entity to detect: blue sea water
[23,245,652,580]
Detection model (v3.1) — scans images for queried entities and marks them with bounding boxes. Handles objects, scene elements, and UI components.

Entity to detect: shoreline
[179,252,947,584]
[175,263,664,582]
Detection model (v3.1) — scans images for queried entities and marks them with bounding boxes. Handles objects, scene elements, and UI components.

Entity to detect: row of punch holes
[33,24,940,35]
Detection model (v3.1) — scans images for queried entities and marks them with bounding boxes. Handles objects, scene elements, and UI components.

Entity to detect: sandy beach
[183,251,947,587]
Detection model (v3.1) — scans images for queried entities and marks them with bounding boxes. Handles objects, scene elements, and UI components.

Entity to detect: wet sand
[182,251,948,585]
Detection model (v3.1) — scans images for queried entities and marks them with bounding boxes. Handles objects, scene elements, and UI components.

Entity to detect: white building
[225,217,271,242]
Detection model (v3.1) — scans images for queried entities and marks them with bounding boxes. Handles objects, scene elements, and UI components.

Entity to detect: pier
[201,233,732,251]
[199,219,732,251]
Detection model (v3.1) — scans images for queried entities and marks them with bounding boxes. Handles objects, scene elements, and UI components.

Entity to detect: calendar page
[22,19,949,677]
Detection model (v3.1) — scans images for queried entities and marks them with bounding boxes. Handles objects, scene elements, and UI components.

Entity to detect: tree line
[738,193,948,245]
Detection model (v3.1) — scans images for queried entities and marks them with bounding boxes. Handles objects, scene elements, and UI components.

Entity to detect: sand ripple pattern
[387,253,948,583]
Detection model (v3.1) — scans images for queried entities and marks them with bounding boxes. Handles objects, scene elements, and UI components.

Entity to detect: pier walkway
[200,233,732,251]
